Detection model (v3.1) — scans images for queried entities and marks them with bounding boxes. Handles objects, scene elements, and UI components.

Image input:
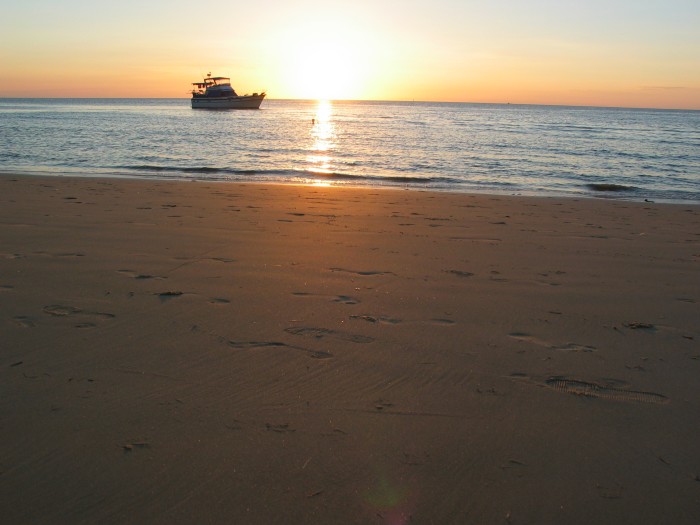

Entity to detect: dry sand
[1,174,699,524]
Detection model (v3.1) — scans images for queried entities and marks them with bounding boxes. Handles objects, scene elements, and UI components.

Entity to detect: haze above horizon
[1,0,698,110]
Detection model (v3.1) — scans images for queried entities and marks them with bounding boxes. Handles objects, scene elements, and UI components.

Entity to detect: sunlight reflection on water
[307,100,336,176]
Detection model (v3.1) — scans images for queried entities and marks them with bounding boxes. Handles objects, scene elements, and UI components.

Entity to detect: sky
[1,0,699,109]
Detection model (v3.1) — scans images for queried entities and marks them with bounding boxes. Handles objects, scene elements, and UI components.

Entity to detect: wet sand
[1,174,699,524]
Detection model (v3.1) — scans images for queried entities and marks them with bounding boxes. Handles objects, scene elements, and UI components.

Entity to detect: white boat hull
[191,94,265,109]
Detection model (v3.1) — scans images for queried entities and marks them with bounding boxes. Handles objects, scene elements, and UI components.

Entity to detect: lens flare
[363,468,415,525]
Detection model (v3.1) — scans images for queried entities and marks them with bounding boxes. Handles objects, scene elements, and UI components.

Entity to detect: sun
[289,42,362,100]
[272,15,376,100]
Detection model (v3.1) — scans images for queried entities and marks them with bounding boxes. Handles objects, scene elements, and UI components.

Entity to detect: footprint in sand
[292,292,361,305]
[74,322,98,329]
[445,270,474,278]
[544,377,668,404]
[154,291,185,302]
[510,373,668,404]
[329,267,395,276]
[449,236,502,244]
[284,326,374,344]
[334,295,360,305]
[509,332,596,352]
[350,314,402,325]
[42,305,115,326]
[429,318,456,326]
[265,423,296,433]
[12,316,36,328]
[623,322,657,332]
[33,251,86,258]
[348,315,454,327]
[226,340,332,359]
[117,269,166,280]
[43,305,82,316]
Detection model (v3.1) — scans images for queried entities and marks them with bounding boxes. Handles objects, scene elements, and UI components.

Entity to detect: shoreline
[2,169,698,206]
[2,174,699,523]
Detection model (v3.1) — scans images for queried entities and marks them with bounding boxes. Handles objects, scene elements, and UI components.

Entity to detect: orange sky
[1,0,698,109]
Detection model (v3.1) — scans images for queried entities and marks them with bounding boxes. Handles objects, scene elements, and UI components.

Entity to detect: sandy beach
[1,174,699,524]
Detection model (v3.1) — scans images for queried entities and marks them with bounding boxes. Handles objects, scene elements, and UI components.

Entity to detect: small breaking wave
[585,183,636,192]
[122,165,239,174]
[118,164,456,187]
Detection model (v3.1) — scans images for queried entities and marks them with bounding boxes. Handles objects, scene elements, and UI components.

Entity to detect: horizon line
[1,96,698,112]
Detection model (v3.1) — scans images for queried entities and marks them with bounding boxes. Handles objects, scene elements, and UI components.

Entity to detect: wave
[117,164,458,186]
[585,183,637,192]
[123,164,258,175]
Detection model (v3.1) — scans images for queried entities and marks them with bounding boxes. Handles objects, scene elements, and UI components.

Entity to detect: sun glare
[273,16,375,100]
[291,46,358,100]
[307,100,335,175]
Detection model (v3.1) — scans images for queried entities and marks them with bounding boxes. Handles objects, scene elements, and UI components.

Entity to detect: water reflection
[306,100,335,178]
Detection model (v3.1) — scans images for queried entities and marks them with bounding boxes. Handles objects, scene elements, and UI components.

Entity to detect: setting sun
[269,15,378,100]
[286,41,362,100]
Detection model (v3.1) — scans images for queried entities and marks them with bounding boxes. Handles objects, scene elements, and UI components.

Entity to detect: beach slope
[1,175,699,524]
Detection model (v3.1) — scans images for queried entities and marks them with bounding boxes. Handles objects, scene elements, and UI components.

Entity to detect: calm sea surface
[1,98,698,203]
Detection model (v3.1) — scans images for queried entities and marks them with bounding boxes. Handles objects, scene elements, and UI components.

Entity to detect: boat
[191,73,265,109]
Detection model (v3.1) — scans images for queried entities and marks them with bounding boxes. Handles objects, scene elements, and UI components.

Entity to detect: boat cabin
[191,74,238,98]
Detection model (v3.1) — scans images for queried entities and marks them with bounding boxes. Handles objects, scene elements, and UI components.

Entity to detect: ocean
[1,98,698,203]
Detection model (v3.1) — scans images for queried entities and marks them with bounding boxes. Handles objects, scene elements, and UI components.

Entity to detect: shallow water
[1,98,698,202]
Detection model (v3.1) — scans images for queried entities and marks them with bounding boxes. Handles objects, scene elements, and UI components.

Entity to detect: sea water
[0,98,698,203]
